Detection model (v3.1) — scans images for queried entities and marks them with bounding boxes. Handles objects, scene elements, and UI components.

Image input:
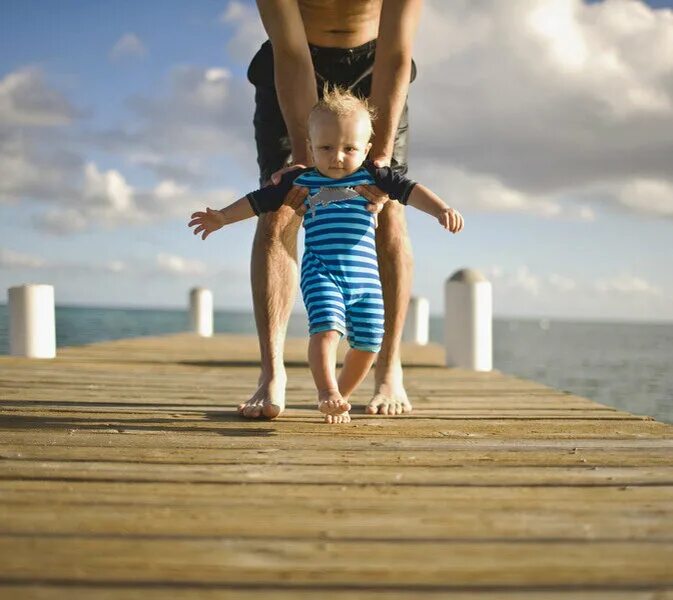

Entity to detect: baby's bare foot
[324,411,351,424]
[318,389,351,416]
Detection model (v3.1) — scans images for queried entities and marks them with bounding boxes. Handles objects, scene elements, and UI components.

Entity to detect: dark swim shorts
[247,39,417,185]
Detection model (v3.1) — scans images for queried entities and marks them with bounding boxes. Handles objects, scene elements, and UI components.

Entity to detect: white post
[403,296,429,345]
[444,269,492,371]
[189,287,213,337]
[8,284,56,359]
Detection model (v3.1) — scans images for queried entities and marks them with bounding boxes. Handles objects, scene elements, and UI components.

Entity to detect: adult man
[239,0,422,419]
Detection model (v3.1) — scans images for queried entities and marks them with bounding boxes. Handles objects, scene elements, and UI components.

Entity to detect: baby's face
[308,111,372,179]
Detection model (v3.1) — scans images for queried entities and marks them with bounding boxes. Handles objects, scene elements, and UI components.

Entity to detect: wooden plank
[2,430,673,449]
[2,481,672,507]
[2,445,672,467]
[1,499,671,540]
[1,459,672,486]
[2,586,672,599]
[1,537,672,587]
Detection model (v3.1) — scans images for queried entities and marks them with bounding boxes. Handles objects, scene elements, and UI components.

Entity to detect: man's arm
[256,0,318,166]
[368,0,422,164]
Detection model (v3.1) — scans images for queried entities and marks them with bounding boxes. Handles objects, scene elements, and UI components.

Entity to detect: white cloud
[218,1,267,61]
[219,1,246,22]
[0,132,79,204]
[135,181,237,221]
[33,208,88,234]
[413,163,594,219]
[110,33,147,61]
[110,64,254,161]
[596,274,662,295]
[205,68,230,83]
[154,180,187,200]
[484,265,504,280]
[31,163,140,233]
[526,0,671,117]
[527,0,589,73]
[106,260,126,273]
[613,178,673,218]
[29,161,237,234]
[0,67,82,206]
[0,64,246,234]
[486,267,662,299]
[480,264,541,295]
[0,248,46,268]
[126,152,204,183]
[413,164,558,216]
[513,265,541,296]
[577,205,595,221]
[0,67,76,127]
[411,0,673,220]
[57,259,130,274]
[476,265,669,319]
[548,273,577,292]
[0,248,129,274]
[156,253,207,276]
[83,163,134,213]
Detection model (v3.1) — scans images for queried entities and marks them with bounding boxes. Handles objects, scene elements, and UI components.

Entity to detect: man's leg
[367,201,413,415]
[238,205,301,419]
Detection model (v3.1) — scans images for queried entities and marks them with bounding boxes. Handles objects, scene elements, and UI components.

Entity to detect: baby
[189,87,464,424]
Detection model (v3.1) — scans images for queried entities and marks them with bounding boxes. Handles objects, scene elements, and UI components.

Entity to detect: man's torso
[298,0,382,48]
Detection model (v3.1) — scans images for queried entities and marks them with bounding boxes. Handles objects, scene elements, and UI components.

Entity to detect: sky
[1,0,672,321]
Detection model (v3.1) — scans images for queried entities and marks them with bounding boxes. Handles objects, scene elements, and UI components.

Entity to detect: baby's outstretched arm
[188,197,255,240]
[407,184,464,233]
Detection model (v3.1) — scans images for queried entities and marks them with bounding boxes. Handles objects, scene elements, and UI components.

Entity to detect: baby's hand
[188,207,226,240]
[438,207,464,233]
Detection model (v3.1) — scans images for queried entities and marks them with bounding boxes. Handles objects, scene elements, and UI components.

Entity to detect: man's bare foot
[366,367,412,416]
[324,411,351,424]
[238,374,286,419]
[318,389,351,416]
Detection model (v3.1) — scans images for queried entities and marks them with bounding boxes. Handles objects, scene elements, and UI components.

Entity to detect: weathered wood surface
[0,333,672,599]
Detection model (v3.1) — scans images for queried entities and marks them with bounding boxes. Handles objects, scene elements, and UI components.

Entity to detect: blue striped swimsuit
[246,160,416,353]
[296,168,383,352]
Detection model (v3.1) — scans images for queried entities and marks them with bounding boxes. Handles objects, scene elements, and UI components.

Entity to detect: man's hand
[355,157,391,229]
[269,163,306,186]
[437,207,465,233]
[284,185,309,216]
[268,163,310,217]
[189,207,226,240]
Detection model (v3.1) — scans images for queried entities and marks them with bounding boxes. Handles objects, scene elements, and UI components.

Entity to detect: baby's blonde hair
[308,85,377,139]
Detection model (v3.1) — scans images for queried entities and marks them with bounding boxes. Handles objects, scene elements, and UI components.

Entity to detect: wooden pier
[1,333,672,598]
